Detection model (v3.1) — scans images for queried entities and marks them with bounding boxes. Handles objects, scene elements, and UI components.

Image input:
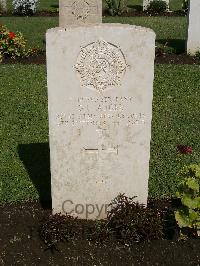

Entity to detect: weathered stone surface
[0,0,7,12]
[59,0,102,27]
[143,0,169,11]
[46,24,155,219]
[187,0,200,55]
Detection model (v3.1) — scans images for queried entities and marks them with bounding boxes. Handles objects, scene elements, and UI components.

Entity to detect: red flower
[177,145,193,154]
[8,32,16,39]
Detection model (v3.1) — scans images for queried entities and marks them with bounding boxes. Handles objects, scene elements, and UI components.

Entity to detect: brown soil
[2,53,200,65]
[2,54,46,65]
[155,53,200,65]
[0,200,200,265]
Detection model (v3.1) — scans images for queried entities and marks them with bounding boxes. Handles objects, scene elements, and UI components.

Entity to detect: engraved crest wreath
[75,39,128,93]
[71,0,90,20]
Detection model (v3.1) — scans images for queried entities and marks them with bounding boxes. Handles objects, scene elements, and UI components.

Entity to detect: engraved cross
[83,145,119,156]
[83,128,119,156]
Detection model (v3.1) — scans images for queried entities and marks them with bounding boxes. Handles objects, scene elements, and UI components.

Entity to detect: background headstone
[59,0,102,27]
[0,0,7,13]
[143,0,169,11]
[187,0,200,55]
[46,24,155,219]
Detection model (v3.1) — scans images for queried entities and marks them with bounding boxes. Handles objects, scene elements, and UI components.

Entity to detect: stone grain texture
[59,0,102,27]
[187,0,200,55]
[0,0,7,12]
[46,24,155,219]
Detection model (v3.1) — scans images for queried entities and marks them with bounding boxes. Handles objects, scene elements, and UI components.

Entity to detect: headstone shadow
[157,39,185,54]
[127,5,143,11]
[50,4,59,8]
[18,143,51,209]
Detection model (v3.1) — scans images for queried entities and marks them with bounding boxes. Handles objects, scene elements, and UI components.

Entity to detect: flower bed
[0,24,42,62]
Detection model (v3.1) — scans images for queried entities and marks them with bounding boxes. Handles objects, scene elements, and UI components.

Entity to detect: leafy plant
[0,24,42,62]
[106,194,163,243]
[105,0,128,16]
[195,51,200,61]
[0,24,27,62]
[12,0,39,15]
[146,0,168,14]
[156,42,176,57]
[182,0,188,12]
[175,164,200,237]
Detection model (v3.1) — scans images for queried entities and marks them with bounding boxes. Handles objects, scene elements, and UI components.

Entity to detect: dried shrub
[39,195,164,250]
[39,213,78,250]
[105,194,163,244]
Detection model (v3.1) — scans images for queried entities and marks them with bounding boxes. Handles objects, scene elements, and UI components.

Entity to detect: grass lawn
[0,0,196,204]
[0,64,200,203]
[0,16,187,52]
[5,0,183,12]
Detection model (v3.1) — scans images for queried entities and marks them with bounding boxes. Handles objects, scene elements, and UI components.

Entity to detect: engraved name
[56,96,146,127]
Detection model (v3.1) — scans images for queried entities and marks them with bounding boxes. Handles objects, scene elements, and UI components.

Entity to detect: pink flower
[177,145,193,154]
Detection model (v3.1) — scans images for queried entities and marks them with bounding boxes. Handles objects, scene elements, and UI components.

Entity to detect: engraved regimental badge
[75,40,127,93]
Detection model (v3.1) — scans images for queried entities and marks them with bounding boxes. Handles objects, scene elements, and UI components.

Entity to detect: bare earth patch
[0,201,200,265]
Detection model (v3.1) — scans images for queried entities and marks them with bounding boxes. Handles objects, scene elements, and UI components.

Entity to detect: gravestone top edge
[46,24,156,37]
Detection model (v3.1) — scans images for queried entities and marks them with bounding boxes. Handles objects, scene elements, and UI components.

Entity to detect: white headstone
[187,0,200,55]
[46,24,155,220]
[0,0,7,12]
[59,0,102,27]
[143,0,169,11]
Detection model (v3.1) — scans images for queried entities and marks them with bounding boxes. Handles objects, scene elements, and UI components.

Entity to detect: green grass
[0,0,193,203]
[0,65,49,202]
[150,65,200,198]
[0,64,200,203]
[0,16,187,51]
[5,0,183,12]
[0,17,58,48]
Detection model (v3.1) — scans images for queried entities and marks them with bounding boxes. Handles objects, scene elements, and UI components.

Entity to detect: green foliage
[0,24,26,61]
[0,16,187,50]
[1,64,200,202]
[175,164,200,237]
[182,0,188,12]
[195,51,200,60]
[156,42,176,57]
[105,0,128,16]
[0,24,41,61]
[12,0,39,15]
[147,0,168,14]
